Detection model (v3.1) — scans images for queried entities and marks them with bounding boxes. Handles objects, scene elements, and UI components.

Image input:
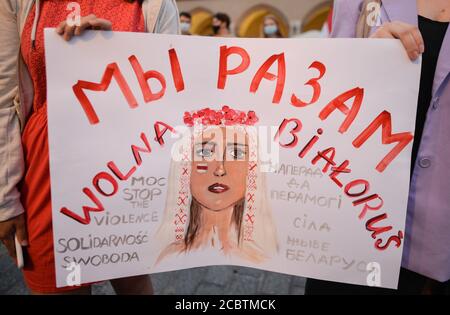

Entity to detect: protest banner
[45,29,420,289]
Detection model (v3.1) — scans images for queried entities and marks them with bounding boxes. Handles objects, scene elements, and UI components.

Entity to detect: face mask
[212,25,221,34]
[264,25,278,36]
[180,22,191,33]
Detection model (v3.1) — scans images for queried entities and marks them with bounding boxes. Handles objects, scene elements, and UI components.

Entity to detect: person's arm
[154,0,180,35]
[0,1,25,222]
[330,0,424,61]
[371,22,424,61]
[56,14,112,41]
[0,0,28,259]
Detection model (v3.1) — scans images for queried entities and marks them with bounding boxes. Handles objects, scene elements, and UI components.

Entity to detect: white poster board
[45,29,420,289]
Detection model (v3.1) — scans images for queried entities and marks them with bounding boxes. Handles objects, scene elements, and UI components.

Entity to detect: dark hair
[184,198,245,250]
[180,11,192,20]
[213,12,231,29]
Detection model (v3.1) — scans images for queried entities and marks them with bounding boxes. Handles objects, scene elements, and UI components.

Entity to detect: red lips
[208,183,230,194]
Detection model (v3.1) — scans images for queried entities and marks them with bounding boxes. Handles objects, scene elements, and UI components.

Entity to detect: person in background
[212,12,232,37]
[305,0,450,295]
[0,0,179,295]
[180,11,192,35]
[262,14,284,38]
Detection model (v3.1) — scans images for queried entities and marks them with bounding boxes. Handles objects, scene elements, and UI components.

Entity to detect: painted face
[190,126,249,211]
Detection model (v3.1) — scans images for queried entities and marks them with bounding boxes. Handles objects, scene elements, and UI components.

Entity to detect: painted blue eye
[196,148,214,158]
[229,147,246,160]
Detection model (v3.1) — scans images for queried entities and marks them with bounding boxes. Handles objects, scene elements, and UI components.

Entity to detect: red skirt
[20,105,86,293]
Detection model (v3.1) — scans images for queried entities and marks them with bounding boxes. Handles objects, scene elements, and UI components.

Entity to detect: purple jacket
[332,0,450,282]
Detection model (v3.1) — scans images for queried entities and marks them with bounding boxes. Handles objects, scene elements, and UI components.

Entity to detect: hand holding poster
[45,29,420,289]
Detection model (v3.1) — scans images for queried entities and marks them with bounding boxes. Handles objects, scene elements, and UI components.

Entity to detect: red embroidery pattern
[174,153,190,241]
[243,130,258,241]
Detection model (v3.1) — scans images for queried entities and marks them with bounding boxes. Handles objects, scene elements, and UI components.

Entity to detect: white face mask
[180,22,191,33]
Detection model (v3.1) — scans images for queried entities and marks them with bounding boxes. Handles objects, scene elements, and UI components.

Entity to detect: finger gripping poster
[45,29,421,289]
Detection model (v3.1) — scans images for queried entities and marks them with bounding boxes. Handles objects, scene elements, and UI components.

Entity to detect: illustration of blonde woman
[155,106,278,264]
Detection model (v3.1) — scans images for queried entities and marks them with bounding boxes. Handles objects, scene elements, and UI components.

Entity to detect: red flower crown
[183,106,259,127]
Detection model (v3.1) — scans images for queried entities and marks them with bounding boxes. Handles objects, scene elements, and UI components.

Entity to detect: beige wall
[176,0,331,36]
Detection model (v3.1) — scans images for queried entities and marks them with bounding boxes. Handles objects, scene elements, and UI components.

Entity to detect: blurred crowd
[178,10,332,38]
